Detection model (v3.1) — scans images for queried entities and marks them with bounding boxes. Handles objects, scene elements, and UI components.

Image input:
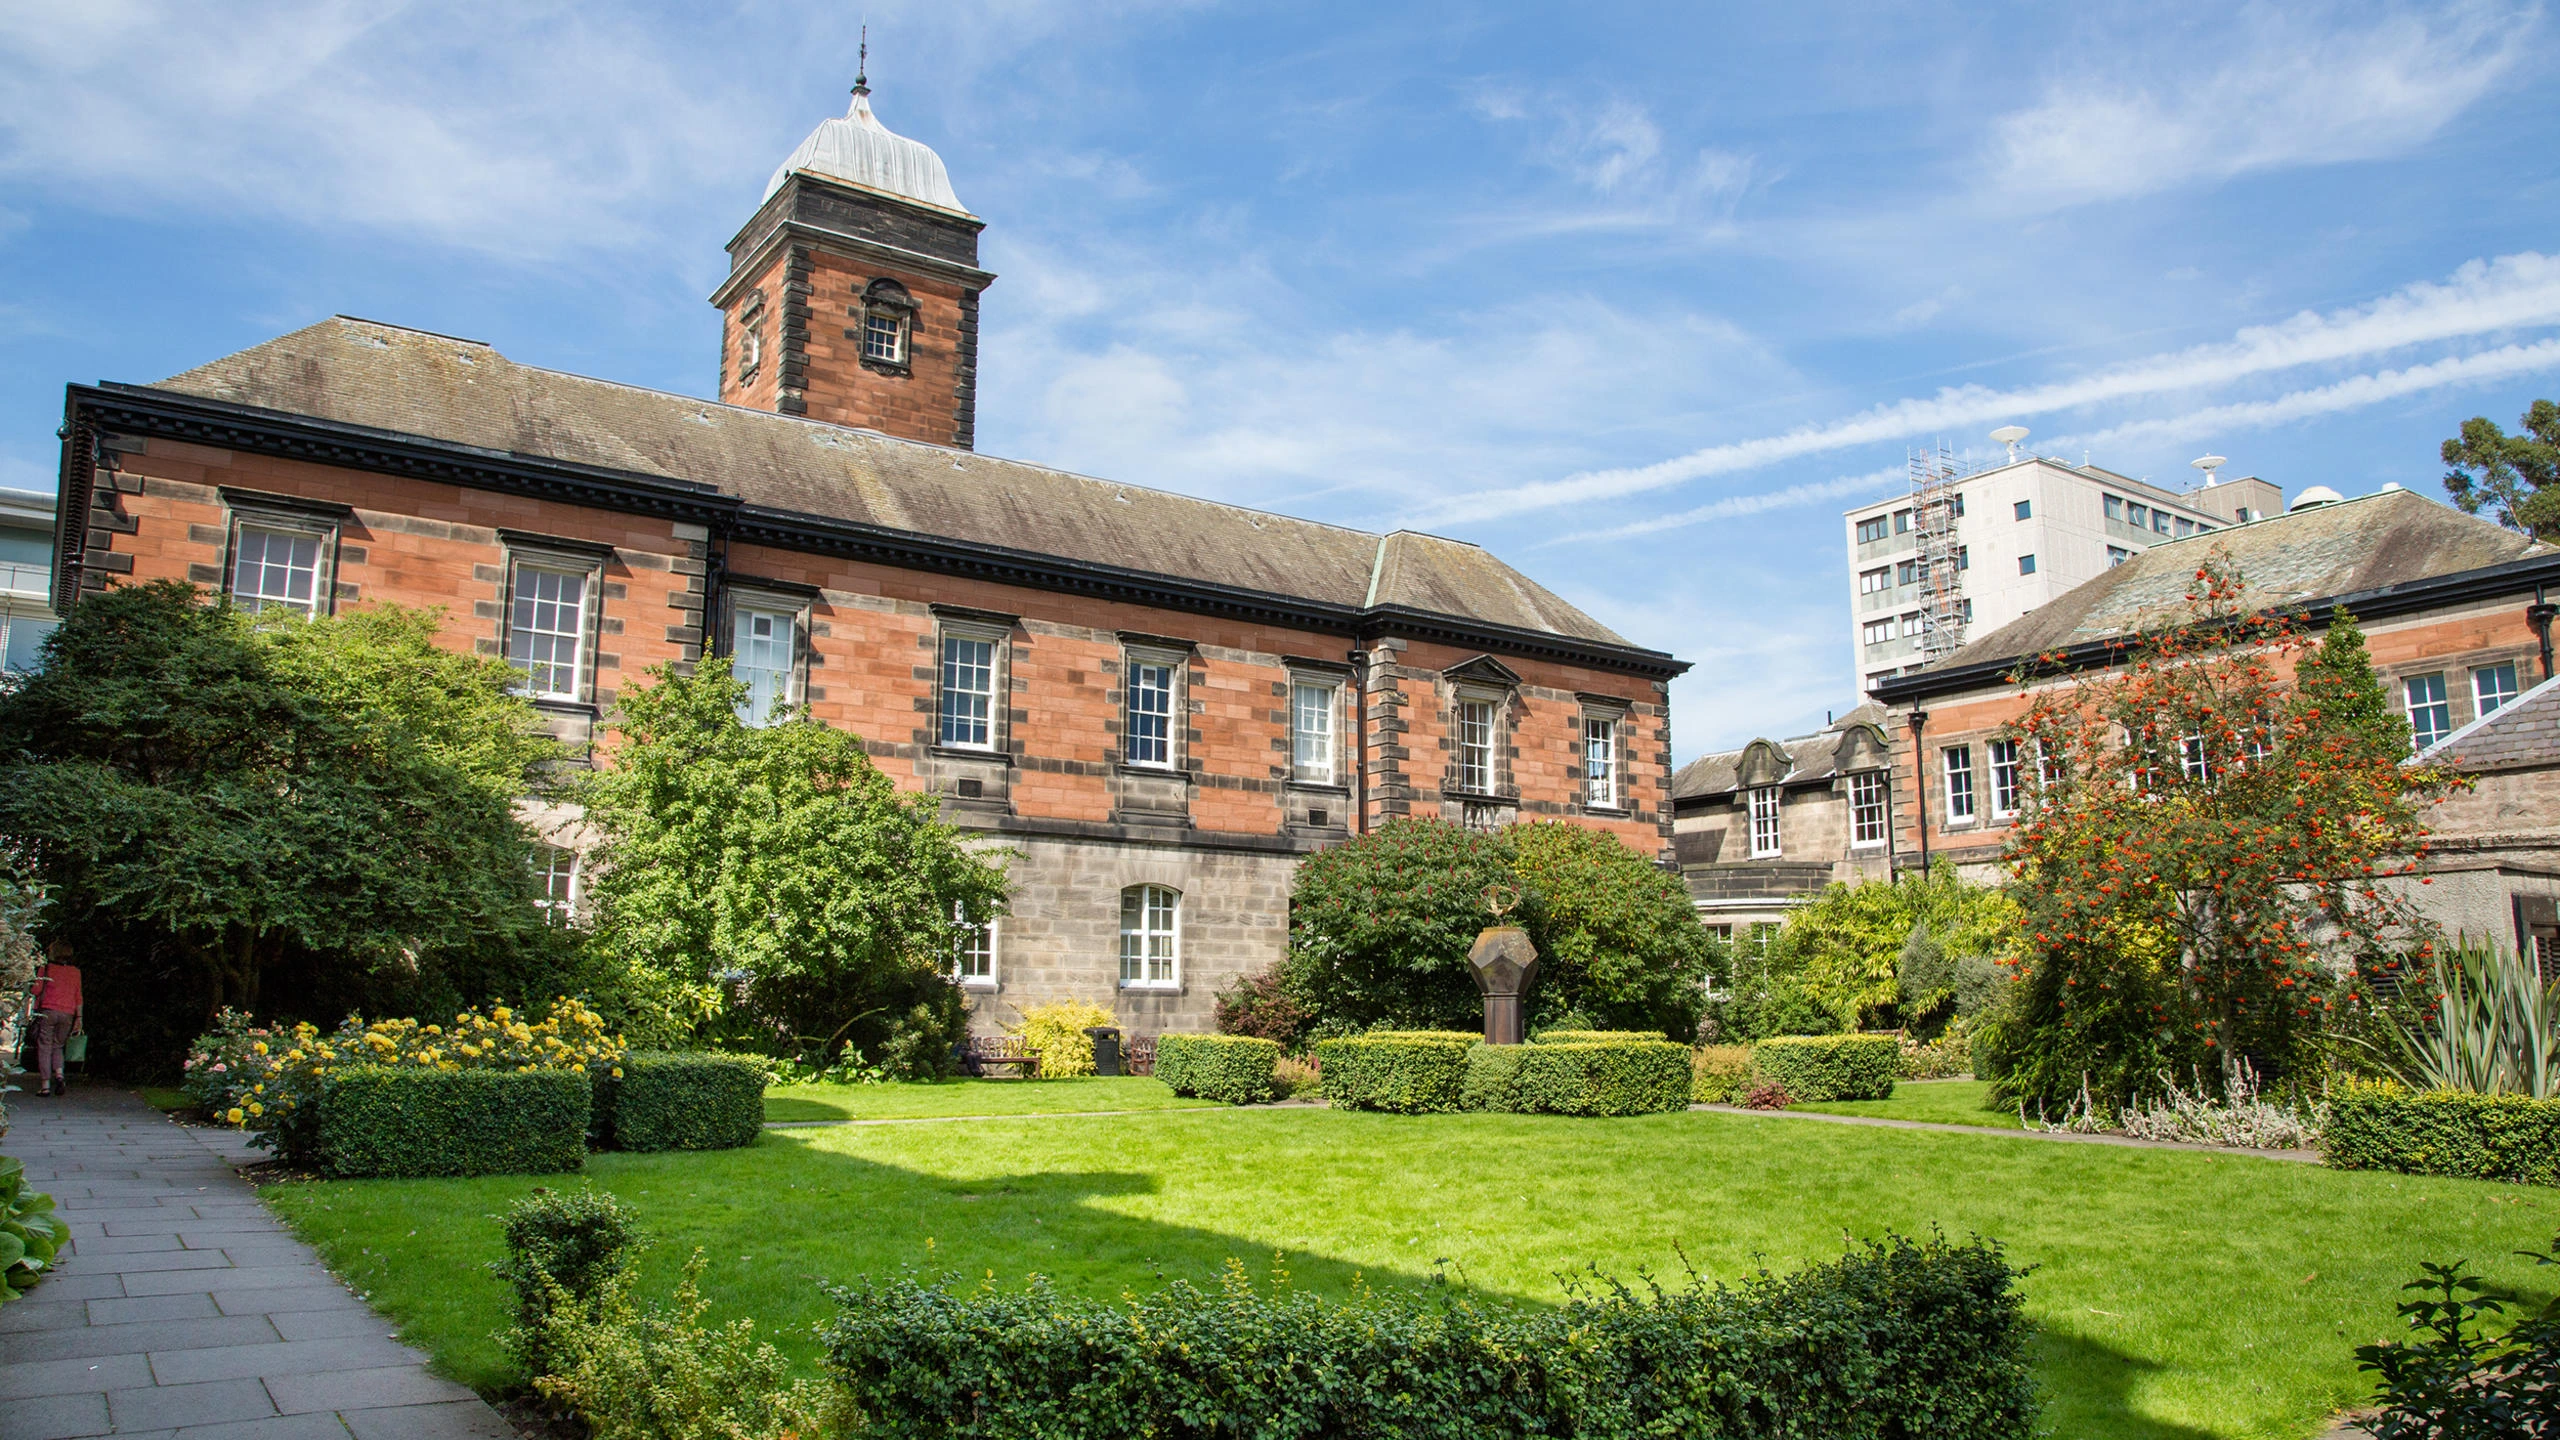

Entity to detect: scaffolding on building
[1909,443,1968,660]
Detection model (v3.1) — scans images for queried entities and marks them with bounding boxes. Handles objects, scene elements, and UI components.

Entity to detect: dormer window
[856,278,917,374]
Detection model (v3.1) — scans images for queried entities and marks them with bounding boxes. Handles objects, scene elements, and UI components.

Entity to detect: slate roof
[2418,672,2560,773]
[1672,702,1890,800]
[1930,488,2552,673]
[150,318,1628,648]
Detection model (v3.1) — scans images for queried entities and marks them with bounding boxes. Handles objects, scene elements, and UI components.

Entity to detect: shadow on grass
[2031,1329,2226,1440]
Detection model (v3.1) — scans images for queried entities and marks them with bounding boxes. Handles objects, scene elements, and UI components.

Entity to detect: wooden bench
[960,1036,1041,1079]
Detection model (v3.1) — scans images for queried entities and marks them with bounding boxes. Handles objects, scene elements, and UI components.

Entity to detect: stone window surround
[497,529,614,713]
[1446,680,1515,801]
[718,574,818,725]
[218,487,349,618]
[1577,692,1631,814]
[931,604,1016,758]
[854,277,918,377]
[1119,882,1182,991]
[1284,657,1352,791]
[1118,631,1192,773]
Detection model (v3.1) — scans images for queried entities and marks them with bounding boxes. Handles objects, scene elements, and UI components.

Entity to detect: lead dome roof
[763,87,969,216]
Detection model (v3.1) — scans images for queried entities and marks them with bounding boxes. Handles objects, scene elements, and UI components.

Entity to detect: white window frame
[725,588,809,728]
[1748,785,1782,858]
[1849,770,1888,848]
[1123,649,1180,769]
[952,905,997,989]
[1943,745,1977,823]
[2474,662,2521,718]
[2180,732,2211,782]
[226,516,336,617]
[1454,694,1499,795]
[2404,672,2452,752]
[1584,714,1619,810]
[936,623,1005,751]
[1863,618,1895,647]
[532,843,579,924]
[1987,738,2022,818]
[1119,884,1180,990]
[502,542,607,705]
[2107,546,2131,568]
[862,310,906,364]
[1289,677,1340,786]
[1858,566,1889,594]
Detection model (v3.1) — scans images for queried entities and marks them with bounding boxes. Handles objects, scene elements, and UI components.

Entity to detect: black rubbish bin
[1085,1026,1123,1077]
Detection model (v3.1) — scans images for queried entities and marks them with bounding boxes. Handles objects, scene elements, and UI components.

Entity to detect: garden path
[0,1085,514,1440]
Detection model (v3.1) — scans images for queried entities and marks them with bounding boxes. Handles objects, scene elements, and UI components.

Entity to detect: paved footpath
[1,1085,513,1440]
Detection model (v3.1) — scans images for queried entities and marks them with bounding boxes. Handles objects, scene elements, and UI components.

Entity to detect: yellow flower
[610,1066,624,1079]
[252,1041,268,1055]
[246,1101,263,1117]
[224,1108,244,1125]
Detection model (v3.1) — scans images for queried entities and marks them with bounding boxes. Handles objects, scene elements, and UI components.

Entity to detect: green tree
[0,584,573,1072]
[1760,867,2018,1036]
[1992,565,2453,1111]
[577,657,1009,1071]
[1281,817,1715,1039]
[2441,399,2560,540]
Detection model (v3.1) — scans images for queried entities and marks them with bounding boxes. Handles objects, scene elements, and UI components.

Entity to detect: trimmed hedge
[316,1066,589,1178]
[1466,1042,1691,1116]
[1692,1045,1752,1104]
[1753,1034,1899,1102]
[1314,1035,1474,1113]
[1156,1034,1281,1105]
[1532,1030,1667,1045]
[2324,1082,2560,1187]
[597,1052,768,1153]
[822,1231,2040,1439]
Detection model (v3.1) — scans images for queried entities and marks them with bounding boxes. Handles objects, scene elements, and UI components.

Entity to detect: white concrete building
[0,487,58,674]
[1843,444,2283,692]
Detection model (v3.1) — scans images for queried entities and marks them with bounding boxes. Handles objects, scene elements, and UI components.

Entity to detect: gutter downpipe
[1908,707,1931,873]
[1350,648,1370,835]
[2530,585,2557,683]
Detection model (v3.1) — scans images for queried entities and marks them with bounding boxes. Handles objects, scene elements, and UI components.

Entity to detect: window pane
[1585,718,1616,808]
[1988,739,2021,816]
[953,904,995,983]
[1291,682,1334,784]
[508,565,587,698]
[1944,746,1975,821]
[2474,663,2520,716]
[2404,673,2451,751]
[1457,699,1495,792]
[733,606,794,726]
[1126,661,1174,766]
[232,524,325,616]
[1120,885,1179,986]
[2,616,55,674]
[1850,771,1886,845]
[1749,786,1781,857]
[531,845,578,924]
[940,636,994,747]
[864,312,902,362]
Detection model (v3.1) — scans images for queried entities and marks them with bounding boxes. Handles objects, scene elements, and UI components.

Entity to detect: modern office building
[0,487,58,673]
[1843,435,2282,692]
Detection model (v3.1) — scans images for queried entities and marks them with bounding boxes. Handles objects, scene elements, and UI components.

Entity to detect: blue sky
[3,1,2556,758]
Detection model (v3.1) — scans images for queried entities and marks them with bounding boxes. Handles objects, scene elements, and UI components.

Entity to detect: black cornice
[62,383,1688,679]
[1874,550,2560,705]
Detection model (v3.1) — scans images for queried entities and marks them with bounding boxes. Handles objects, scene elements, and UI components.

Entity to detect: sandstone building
[44,81,1684,1035]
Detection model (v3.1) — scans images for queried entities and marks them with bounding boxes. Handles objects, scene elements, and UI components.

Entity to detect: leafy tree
[1281,817,1715,1039]
[577,657,1009,1071]
[1991,563,2455,1111]
[2442,399,2560,540]
[0,583,573,1072]
[1755,867,2017,1036]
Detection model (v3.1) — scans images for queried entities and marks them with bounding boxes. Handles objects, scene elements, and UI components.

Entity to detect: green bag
[61,1033,85,1064]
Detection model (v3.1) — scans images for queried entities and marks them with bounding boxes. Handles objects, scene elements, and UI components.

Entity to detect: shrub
[533,1249,834,1439]
[2324,1081,2560,1186]
[822,1232,2040,1439]
[2363,940,2560,1098]
[1744,1081,1793,1110]
[2116,1065,2325,1150]
[1154,1034,1280,1105]
[1531,1029,1666,1045]
[1899,1027,1973,1080]
[1009,1001,1117,1079]
[495,1187,642,1380]
[1754,1034,1899,1102]
[1271,1055,1320,1101]
[1213,969,1310,1049]
[598,1052,767,1152]
[315,1066,590,1178]
[1313,1034,1473,1113]
[1467,1041,1691,1116]
[2356,1233,2559,1438]
[1,1157,66,1305]
[1691,1044,1752,1104]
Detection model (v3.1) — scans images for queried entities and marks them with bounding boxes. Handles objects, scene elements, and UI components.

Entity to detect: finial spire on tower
[853,25,869,96]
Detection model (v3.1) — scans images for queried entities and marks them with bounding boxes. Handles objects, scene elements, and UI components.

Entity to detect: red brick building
[44,83,1684,1034]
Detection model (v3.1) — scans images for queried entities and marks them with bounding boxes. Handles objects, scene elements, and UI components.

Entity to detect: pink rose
[210,1063,227,1073]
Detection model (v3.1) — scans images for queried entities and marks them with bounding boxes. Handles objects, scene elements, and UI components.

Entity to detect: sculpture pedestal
[1468,927,1539,1046]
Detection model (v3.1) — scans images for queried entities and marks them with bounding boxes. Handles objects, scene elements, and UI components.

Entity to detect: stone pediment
[1443,654,1524,688]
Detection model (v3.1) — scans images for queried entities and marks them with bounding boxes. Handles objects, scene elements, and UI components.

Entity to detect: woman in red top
[30,940,82,1097]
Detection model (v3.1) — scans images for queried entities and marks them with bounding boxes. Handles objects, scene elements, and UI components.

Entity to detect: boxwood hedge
[2323,1082,2560,1187]
[1155,1034,1281,1105]
[315,1066,589,1178]
[1753,1035,1899,1102]
[1313,1034,1475,1113]
[1465,1042,1691,1116]
[822,1230,2039,1439]
[1531,1030,1668,1045]
[596,1051,768,1153]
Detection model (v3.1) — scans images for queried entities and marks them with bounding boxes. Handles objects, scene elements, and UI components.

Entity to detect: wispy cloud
[1547,467,1904,546]
[1413,249,2560,527]
[2065,338,2560,454]
[1986,2,2530,208]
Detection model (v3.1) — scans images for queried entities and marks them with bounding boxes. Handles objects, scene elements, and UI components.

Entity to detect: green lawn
[764,1075,1219,1123]
[1792,1077,2027,1129]
[263,1097,2558,1440]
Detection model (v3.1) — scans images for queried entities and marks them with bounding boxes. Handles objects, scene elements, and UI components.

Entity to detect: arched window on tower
[858,278,916,372]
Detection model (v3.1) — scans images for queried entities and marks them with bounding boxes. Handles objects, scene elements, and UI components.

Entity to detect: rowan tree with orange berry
[1982,559,2461,1112]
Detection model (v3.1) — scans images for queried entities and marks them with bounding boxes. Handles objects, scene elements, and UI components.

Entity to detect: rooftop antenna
[1990,425,2029,465]
[854,23,869,96]
[2191,453,2226,489]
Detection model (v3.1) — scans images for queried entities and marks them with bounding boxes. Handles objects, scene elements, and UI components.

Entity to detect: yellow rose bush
[189,999,624,1163]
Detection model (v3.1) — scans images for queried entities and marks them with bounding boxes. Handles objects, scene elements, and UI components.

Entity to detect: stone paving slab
[2,1085,518,1440]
